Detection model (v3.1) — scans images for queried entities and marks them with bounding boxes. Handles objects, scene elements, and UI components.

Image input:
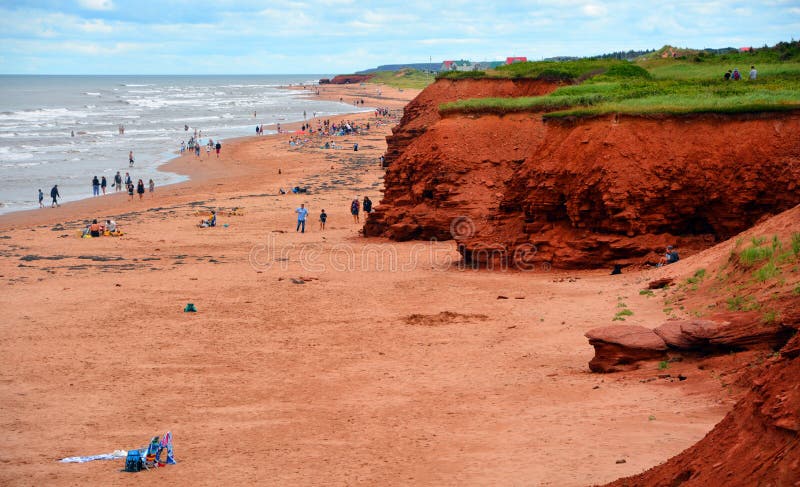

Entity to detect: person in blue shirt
[657,245,680,267]
[295,203,308,233]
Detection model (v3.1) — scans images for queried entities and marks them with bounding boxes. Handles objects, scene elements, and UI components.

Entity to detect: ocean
[0,75,371,214]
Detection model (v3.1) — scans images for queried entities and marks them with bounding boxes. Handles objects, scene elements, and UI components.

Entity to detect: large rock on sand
[653,319,719,350]
[654,312,792,351]
[585,325,668,373]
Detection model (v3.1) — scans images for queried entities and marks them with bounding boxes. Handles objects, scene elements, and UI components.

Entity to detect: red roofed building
[506,57,527,64]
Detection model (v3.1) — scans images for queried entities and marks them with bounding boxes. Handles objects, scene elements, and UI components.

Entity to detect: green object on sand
[184,303,197,312]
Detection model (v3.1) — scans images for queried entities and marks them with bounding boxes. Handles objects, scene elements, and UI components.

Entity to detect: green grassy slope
[438,41,800,118]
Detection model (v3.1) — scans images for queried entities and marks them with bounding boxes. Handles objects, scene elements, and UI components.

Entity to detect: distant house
[441,60,475,72]
[739,47,753,52]
[505,57,528,64]
[473,61,504,71]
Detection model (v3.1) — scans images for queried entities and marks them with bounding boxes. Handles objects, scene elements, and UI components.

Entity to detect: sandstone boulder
[653,313,791,351]
[585,325,668,373]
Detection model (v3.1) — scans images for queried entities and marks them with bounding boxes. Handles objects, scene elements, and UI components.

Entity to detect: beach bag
[124,449,143,472]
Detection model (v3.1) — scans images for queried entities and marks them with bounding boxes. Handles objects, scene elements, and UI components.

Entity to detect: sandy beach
[0,83,734,486]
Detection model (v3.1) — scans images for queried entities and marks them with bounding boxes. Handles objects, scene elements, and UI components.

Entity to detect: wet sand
[0,83,732,486]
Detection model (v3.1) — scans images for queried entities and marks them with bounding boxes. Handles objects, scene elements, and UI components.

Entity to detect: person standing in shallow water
[92,176,100,197]
[129,150,134,167]
[114,171,122,192]
[38,189,44,208]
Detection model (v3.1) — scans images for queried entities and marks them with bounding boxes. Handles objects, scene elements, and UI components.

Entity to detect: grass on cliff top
[438,41,800,117]
[440,75,800,117]
[367,69,435,90]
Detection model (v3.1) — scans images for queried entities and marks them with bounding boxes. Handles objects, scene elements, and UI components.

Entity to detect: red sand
[0,84,734,486]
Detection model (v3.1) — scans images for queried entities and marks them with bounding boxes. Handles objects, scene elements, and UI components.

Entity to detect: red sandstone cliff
[365,79,800,269]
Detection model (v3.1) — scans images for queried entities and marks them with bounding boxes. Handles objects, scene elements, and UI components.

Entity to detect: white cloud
[79,19,113,33]
[77,0,115,11]
[581,4,608,17]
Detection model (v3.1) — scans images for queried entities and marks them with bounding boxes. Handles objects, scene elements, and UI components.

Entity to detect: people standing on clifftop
[92,176,100,197]
[50,185,60,207]
[350,197,360,223]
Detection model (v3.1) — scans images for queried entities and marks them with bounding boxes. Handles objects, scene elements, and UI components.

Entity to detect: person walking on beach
[319,209,327,230]
[195,143,201,158]
[50,185,60,207]
[180,141,186,154]
[124,172,132,187]
[136,179,145,200]
[149,179,155,195]
[92,176,100,197]
[100,176,107,195]
[215,141,221,158]
[38,189,44,208]
[206,142,211,157]
[350,197,360,223]
[129,150,134,167]
[295,203,308,233]
[114,171,123,192]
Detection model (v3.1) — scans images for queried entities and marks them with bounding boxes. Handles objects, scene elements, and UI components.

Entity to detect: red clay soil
[600,205,800,486]
[365,79,800,269]
[604,343,800,486]
[324,74,375,84]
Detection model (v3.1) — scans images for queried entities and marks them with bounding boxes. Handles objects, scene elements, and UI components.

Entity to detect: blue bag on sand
[124,449,143,472]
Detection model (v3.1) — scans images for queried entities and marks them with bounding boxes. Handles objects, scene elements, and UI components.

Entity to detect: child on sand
[127,183,134,201]
[320,209,327,230]
[350,197,360,223]
[38,189,44,208]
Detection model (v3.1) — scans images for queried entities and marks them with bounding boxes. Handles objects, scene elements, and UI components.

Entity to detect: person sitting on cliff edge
[657,245,680,267]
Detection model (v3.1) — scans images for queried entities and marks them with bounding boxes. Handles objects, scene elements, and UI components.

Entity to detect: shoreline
[0,82,733,486]
[0,83,402,232]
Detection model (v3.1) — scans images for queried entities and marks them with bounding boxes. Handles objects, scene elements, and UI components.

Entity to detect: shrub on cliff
[437,71,487,80]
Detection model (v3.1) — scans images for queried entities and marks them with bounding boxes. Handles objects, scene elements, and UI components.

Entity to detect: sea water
[0,75,371,214]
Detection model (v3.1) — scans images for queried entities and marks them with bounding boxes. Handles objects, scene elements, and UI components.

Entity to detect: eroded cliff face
[365,79,800,269]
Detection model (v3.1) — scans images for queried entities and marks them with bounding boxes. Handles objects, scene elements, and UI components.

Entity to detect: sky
[1,0,798,74]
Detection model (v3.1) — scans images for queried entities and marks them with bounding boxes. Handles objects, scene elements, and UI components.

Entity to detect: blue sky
[1,0,798,74]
